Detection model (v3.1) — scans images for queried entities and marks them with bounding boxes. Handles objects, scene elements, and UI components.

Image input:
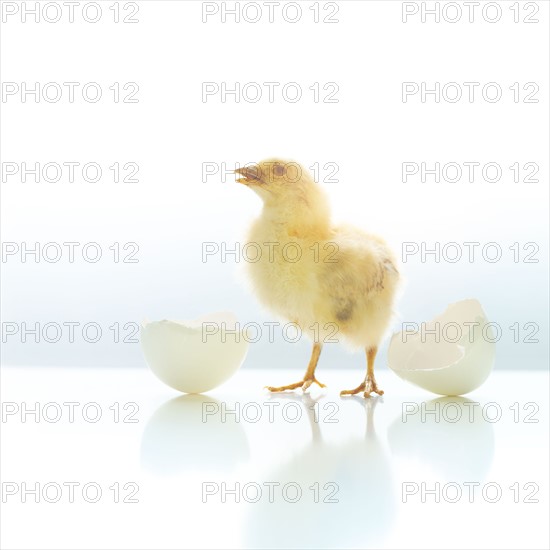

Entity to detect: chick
[235,159,400,397]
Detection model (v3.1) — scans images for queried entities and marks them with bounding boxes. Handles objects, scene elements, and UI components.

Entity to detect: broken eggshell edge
[387,299,495,396]
[141,312,249,394]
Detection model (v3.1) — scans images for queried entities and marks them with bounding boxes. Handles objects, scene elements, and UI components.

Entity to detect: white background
[2,0,548,371]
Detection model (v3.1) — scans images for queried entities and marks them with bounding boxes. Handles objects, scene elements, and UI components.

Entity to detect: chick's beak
[234,165,262,185]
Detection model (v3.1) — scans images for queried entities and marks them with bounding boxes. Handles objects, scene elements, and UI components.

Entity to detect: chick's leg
[340,346,384,398]
[265,343,326,393]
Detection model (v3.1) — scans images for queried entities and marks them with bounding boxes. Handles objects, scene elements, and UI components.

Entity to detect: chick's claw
[265,377,326,393]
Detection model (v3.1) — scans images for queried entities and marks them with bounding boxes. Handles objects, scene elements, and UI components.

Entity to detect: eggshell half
[388,299,495,395]
[141,312,248,393]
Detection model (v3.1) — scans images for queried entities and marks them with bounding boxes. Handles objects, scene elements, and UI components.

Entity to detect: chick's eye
[273,164,286,177]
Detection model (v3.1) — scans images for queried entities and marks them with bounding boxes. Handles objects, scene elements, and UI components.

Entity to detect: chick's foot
[265,377,326,393]
[340,377,384,398]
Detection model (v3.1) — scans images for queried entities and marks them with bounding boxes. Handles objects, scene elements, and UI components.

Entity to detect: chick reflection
[141,395,249,475]
[388,396,495,481]
[245,394,394,550]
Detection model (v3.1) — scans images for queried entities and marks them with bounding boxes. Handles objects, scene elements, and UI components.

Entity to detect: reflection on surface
[388,396,495,481]
[140,394,249,475]
[245,394,394,550]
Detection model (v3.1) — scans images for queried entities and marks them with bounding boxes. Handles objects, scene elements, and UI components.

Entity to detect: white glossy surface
[1,367,548,549]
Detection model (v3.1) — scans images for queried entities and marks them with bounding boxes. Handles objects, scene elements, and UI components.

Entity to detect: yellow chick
[235,159,400,397]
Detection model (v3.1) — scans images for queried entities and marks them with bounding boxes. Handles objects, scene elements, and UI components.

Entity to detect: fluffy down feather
[237,159,400,351]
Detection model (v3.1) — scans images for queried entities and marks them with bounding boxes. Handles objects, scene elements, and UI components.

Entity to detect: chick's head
[234,158,312,204]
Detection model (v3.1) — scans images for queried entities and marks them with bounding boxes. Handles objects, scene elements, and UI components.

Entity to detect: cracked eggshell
[388,299,495,396]
[141,312,248,394]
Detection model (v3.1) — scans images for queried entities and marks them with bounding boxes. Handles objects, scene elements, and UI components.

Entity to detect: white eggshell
[141,312,248,394]
[388,299,495,395]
